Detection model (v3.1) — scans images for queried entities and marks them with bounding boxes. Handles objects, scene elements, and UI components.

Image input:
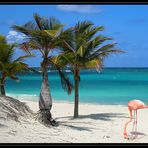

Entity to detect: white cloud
[6,31,26,43]
[57,5,102,14]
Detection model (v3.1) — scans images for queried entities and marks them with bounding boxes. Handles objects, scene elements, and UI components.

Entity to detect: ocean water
[5,68,148,105]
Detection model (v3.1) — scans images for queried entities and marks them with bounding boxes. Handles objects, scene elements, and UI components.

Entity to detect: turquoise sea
[5,68,148,105]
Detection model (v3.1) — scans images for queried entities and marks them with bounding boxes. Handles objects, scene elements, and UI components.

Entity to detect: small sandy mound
[0,95,33,126]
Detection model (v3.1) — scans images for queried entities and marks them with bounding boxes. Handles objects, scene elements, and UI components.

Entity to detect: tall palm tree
[53,21,124,118]
[0,35,34,96]
[12,13,73,126]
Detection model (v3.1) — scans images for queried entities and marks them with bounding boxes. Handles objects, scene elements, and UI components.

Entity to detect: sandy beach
[1,98,148,143]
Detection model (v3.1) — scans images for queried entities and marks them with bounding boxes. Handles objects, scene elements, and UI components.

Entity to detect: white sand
[1,100,148,143]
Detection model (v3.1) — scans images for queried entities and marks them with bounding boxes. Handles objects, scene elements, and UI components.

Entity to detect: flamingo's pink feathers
[128,99,146,110]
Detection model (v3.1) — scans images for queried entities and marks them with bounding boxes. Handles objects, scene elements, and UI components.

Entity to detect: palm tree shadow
[59,122,93,132]
[55,113,128,132]
[79,113,128,121]
[56,113,128,121]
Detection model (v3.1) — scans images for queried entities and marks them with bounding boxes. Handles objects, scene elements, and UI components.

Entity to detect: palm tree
[12,13,73,126]
[0,35,34,96]
[53,21,124,118]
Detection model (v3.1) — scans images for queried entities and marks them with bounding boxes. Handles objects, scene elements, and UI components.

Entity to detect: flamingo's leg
[132,110,138,139]
[132,110,136,139]
[132,110,135,132]
[135,110,138,138]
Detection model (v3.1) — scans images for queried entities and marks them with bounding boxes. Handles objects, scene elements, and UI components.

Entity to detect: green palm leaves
[0,35,34,96]
[13,13,73,94]
[57,21,123,71]
[12,13,64,55]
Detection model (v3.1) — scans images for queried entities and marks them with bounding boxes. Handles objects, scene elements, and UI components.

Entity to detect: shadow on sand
[59,123,93,132]
[128,131,147,141]
[0,123,7,128]
[130,131,147,136]
[56,113,128,121]
[79,113,128,121]
[55,113,128,132]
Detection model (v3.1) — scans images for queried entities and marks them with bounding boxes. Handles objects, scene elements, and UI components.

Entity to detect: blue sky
[0,4,148,67]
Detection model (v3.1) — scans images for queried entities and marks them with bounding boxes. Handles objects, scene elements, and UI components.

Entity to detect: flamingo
[124,99,148,139]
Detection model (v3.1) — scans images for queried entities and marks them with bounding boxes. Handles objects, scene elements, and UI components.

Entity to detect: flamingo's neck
[124,109,132,139]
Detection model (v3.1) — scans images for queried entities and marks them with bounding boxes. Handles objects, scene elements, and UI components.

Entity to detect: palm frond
[43,30,59,38]
[48,57,73,94]
[0,36,16,63]
[80,59,103,71]
[89,43,124,60]
[12,25,31,36]
[75,21,93,33]
[53,28,75,53]
[33,13,43,30]
[14,54,35,62]
[84,26,105,41]
[57,68,73,95]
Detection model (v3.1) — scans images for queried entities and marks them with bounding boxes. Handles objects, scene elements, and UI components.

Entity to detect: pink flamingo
[124,99,148,139]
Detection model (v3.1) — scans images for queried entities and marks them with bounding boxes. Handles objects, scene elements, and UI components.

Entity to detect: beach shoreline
[1,98,148,143]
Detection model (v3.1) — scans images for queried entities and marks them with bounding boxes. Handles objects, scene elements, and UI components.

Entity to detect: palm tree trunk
[0,84,5,96]
[39,64,52,111]
[38,59,57,126]
[74,68,80,118]
[0,73,6,96]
